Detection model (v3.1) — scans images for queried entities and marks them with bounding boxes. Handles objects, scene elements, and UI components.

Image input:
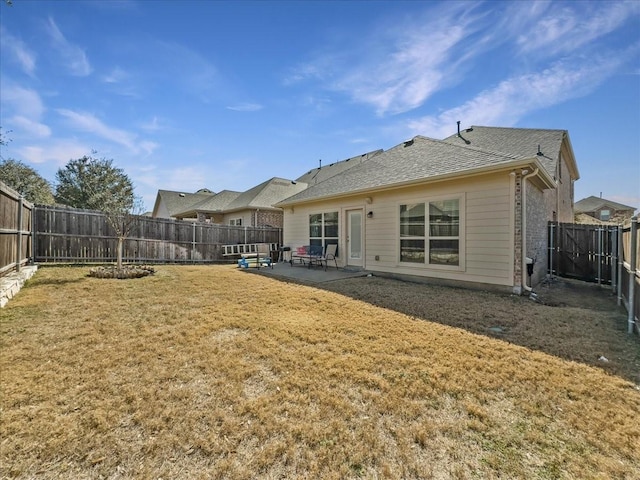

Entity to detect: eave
[277,157,556,208]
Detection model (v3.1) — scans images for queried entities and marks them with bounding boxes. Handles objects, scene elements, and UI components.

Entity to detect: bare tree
[55,154,139,269]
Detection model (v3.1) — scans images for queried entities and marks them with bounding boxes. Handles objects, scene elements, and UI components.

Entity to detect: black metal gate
[548,222,618,285]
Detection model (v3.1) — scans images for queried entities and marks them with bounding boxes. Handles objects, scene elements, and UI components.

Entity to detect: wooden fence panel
[0,181,34,275]
[550,222,616,284]
[32,205,281,264]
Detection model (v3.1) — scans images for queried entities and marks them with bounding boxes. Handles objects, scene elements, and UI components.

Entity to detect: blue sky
[1,0,639,213]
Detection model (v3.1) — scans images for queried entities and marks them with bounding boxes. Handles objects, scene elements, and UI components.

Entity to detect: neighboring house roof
[223,177,308,213]
[278,136,555,206]
[295,149,383,186]
[442,126,579,181]
[574,213,616,225]
[574,196,636,213]
[174,190,242,218]
[152,189,216,218]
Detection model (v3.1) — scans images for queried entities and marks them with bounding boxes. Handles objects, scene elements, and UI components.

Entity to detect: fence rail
[31,205,282,265]
[0,181,34,275]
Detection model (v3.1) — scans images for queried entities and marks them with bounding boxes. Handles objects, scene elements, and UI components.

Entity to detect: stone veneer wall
[1,266,38,308]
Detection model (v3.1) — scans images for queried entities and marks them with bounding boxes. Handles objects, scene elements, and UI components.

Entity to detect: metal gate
[548,222,618,285]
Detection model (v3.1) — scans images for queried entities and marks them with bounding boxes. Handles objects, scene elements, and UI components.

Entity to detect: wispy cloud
[285,3,488,116]
[1,85,50,138]
[44,17,92,76]
[139,116,166,132]
[2,85,45,120]
[0,26,37,76]
[19,139,90,166]
[406,56,625,139]
[226,103,264,112]
[285,1,639,119]
[10,116,51,139]
[102,66,129,84]
[57,109,157,155]
[509,1,640,57]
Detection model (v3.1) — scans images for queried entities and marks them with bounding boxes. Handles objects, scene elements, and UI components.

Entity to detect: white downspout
[521,168,539,293]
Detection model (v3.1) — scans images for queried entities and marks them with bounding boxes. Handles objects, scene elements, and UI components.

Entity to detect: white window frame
[309,211,339,254]
[398,194,465,271]
[229,218,242,226]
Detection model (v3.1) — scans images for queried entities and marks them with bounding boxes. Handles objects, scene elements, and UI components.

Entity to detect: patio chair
[314,243,338,271]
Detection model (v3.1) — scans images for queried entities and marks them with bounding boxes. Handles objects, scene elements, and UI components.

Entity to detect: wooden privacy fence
[33,205,282,264]
[619,218,639,334]
[0,181,34,276]
[549,220,639,334]
[548,222,618,284]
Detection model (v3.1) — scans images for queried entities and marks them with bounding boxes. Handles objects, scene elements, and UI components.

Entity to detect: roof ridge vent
[403,139,414,147]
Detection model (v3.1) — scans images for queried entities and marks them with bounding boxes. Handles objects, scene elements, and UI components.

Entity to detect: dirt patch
[322,275,640,384]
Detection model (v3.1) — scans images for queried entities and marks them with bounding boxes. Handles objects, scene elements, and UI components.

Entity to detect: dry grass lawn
[1,265,639,479]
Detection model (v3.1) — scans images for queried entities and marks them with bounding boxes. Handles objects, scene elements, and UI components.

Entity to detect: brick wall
[526,182,548,287]
[256,210,284,228]
[513,173,523,291]
[513,172,551,292]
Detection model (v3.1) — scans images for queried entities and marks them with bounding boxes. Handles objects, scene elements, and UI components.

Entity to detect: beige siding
[283,172,516,287]
[223,211,253,227]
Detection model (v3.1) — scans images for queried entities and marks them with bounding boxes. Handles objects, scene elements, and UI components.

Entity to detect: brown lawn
[1,265,638,479]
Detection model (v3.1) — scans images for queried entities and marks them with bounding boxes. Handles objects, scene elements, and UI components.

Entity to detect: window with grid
[309,212,338,254]
[400,198,460,266]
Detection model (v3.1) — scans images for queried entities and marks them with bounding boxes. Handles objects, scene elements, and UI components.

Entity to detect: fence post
[617,224,623,306]
[16,196,23,273]
[192,222,196,262]
[628,217,637,334]
[548,222,554,279]
[610,227,617,293]
[597,227,602,286]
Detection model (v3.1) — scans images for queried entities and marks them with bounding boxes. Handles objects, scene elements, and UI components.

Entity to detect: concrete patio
[240,260,369,284]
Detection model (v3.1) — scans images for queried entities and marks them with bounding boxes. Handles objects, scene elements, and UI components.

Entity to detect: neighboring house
[277,126,580,294]
[152,188,215,220]
[574,196,636,223]
[174,177,308,228]
[172,190,242,224]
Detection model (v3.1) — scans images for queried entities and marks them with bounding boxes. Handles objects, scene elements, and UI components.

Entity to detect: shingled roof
[442,126,579,181]
[278,136,553,206]
[223,177,308,212]
[295,149,383,186]
[152,189,215,218]
[574,196,636,213]
[173,190,242,218]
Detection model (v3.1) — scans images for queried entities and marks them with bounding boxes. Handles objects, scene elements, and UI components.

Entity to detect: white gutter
[521,168,539,293]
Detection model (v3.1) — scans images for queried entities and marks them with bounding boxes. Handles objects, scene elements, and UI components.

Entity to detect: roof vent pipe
[457,121,461,137]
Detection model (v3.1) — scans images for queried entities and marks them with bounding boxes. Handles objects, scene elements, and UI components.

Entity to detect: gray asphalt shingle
[278,136,522,205]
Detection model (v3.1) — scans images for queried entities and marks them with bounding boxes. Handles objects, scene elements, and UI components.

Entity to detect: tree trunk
[117,236,124,269]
